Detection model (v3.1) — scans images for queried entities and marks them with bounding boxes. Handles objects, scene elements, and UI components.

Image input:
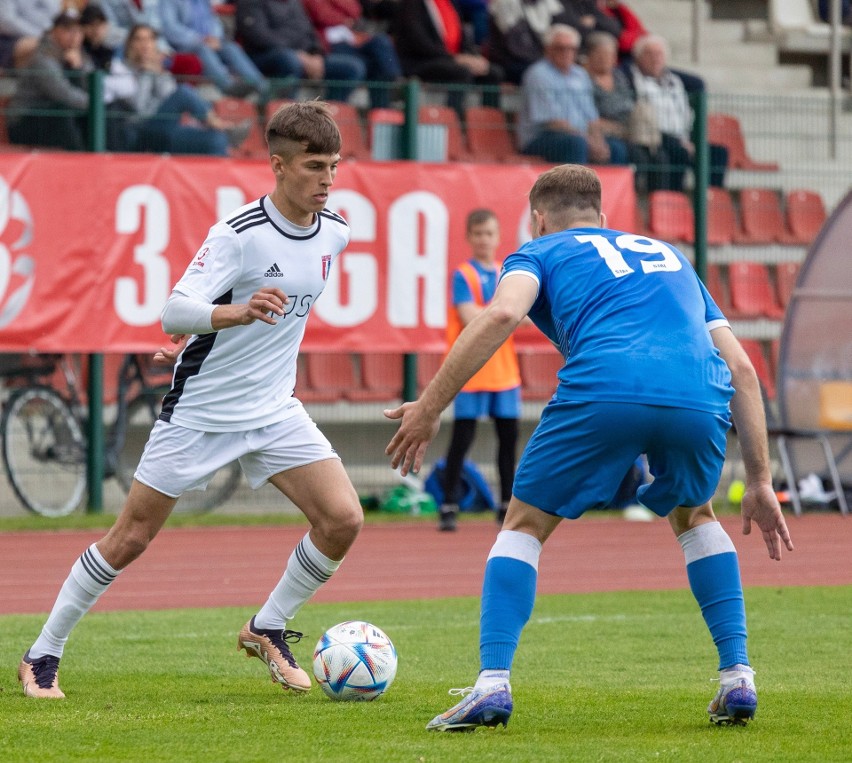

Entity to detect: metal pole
[829,0,842,159]
[86,70,106,512]
[402,79,420,400]
[691,0,703,64]
[692,91,709,281]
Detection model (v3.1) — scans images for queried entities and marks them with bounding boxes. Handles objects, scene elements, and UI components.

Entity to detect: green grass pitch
[2,586,850,762]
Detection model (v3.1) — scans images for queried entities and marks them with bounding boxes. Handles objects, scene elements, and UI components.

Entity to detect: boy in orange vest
[440,209,522,531]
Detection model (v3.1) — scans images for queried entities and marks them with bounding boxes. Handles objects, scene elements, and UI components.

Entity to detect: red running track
[0,514,849,615]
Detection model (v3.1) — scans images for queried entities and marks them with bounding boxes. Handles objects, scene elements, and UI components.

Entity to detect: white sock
[254,533,342,630]
[30,544,120,659]
[475,669,511,691]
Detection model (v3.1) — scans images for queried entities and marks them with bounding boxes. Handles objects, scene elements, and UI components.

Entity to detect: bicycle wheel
[1,385,86,517]
[115,392,242,513]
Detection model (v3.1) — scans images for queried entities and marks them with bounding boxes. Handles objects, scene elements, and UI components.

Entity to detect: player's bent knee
[668,502,716,536]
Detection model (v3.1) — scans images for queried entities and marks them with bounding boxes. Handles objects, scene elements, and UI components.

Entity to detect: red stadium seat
[213,97,265,159]
[349,353,404,401]
[417,352,443,392]
[785,189,827,245]
[774,261,801,309]
[706,187,740,246]
[704,264,733,317]
[738,188,796,245]
[728,261,785,319]
[519,351,562,401]
[326,102,370,161]
[298,353,357,402]
[739,339,775,399]
[464,106,534,164]
[648,190,694,244]
[707,113,779,171]
[418,104,472,162]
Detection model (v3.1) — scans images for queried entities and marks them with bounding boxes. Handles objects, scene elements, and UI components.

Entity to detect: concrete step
[669,39,777,66]
[678,62,813,91]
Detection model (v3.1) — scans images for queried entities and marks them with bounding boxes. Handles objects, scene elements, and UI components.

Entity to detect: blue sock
[679,522,748,670]
[480,530,541,671]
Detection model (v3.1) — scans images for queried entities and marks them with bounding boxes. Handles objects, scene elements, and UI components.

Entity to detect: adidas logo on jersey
[264,263,283,277]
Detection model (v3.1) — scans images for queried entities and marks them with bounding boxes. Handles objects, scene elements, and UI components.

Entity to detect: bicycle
[0,353,241,517]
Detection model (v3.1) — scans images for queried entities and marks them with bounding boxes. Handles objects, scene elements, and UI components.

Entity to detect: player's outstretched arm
[385,276,537,476]
[711,326,794,560]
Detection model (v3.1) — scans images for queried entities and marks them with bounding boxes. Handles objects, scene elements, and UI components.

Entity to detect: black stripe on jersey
[319,209,348,227]
[260,195,320,240]
[232,218,269,235]
[159,290,233,423]
[226,205,264,228]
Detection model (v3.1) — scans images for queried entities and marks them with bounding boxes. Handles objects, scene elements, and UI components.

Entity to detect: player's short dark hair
[265,100,342,159]
[466,208,497,232]
[529,164,601,223]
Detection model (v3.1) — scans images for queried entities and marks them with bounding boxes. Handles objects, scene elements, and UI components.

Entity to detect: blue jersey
[452,260,499,306]
[501,227,734,414]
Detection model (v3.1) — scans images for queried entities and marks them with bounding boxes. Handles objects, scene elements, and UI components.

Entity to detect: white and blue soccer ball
[312,621,397,701]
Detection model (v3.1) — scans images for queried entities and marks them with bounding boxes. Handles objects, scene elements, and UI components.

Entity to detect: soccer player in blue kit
[385,164,793,731]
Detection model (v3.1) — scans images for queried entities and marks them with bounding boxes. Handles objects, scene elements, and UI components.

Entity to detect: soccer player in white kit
[18,101,363,699]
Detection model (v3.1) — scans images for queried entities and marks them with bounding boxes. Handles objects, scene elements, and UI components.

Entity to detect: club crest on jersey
[321,254,332,281]
[264,262,284,277]
[191,247,209,270]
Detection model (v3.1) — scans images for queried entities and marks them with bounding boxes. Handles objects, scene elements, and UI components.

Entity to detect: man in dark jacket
[236,0,365,102]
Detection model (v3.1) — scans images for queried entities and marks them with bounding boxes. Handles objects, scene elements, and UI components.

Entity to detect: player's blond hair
[529,164,601,227]
[265,100,342,159]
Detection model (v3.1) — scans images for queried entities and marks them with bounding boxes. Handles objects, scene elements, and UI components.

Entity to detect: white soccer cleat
[426,683,513,731]
[708,664,757,725]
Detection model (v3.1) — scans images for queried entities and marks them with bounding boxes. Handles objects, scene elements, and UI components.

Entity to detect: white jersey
[160,196,350,432]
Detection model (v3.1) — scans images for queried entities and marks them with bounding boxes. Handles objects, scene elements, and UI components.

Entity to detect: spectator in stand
[301,0,402,107]
[453,0,490,47]
[392,0,504,116]
[559,0,622,48]
[583,30,664,190]
[0,0,54,69]
[597,0,646,61]
[517,24,628,165]
[627,34,727,191]
[161,0,268,97]
[7,10,95,150]
[110,23,248,156]
[0,0,61,40]
[487,0,578,85]
[98,0,204,79]
[80,4,115,69]
[235,0,365,104]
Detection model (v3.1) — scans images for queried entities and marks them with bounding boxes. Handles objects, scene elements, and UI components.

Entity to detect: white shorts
[134,403,339,497]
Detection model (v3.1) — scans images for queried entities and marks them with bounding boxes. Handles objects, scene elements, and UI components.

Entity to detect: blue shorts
[513,400,730,519]
[453,387,522,420]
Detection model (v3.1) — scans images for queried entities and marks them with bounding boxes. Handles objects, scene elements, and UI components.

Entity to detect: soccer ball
[312,621,398,701]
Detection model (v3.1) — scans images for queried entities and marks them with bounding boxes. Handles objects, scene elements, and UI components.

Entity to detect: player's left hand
[153,334,188,366]
[741,481,794,561]
[384,401,440,476]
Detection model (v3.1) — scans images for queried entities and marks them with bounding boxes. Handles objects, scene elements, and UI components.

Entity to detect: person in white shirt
[17,101,363,701]
[628,34,728,191]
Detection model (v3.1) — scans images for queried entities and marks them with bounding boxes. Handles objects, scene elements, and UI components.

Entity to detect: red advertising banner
[0,153,636,353]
